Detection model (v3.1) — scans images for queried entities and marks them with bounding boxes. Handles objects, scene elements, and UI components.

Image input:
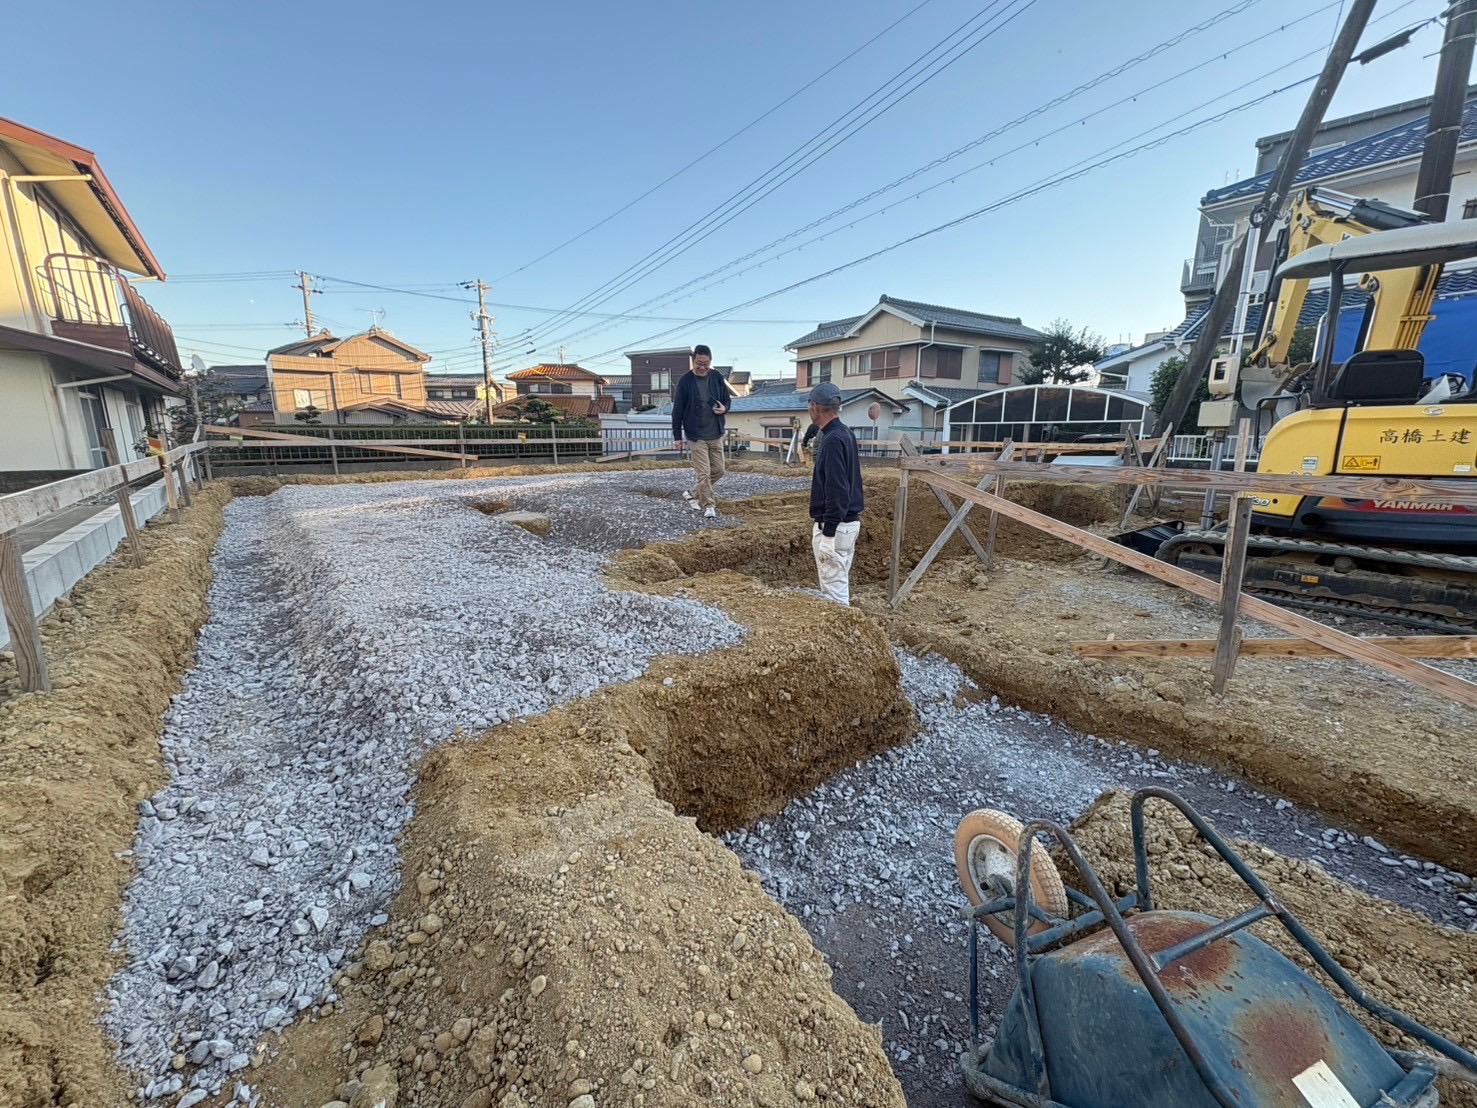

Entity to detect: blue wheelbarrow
[953,787,1477,1107]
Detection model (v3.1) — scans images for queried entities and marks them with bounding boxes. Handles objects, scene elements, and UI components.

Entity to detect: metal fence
[1168,433,1261,467]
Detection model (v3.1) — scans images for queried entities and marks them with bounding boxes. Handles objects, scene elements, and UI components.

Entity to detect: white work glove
[816,533,838,562]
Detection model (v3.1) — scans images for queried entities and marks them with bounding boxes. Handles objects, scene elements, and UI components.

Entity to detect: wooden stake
[458,424,467,470]
[889,466,909,602]
[896,435,990,565]
[203,446,214,482]
[174,458,193,508]
[1211,496,1253,694]
[99,429,144,568]
[911,470,1477,709]
[159,455,180,523]
[1073,635,1477,659]
[982,440,1016,571]
[0,531,49,692]
[1233,416,1252,473]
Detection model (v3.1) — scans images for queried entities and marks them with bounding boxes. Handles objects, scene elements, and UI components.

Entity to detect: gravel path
[104,470,805,1105]
[723,647,1477,1108]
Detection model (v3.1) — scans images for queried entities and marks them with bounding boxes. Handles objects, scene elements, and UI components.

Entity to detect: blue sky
[1,0,1454,380]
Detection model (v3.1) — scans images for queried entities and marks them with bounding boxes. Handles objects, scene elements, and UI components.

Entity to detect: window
[651,371,670,390]
[813,359,832,383]
[922,348,962,379]
[869,347,900,379]
[978,351,1002,383]
[858,352,872,375]
[765,426,790,452]
[1464,198,1477,220]
[844,354,865,376]
[293,388,329,410]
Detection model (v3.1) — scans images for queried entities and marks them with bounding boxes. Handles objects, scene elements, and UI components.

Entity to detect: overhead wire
[489,0,945,284]
[547,0,1425,364]
[507,0,1039,351]
[542,0,1311,355]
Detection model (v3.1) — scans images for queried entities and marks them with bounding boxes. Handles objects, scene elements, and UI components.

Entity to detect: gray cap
[807,381,843,407]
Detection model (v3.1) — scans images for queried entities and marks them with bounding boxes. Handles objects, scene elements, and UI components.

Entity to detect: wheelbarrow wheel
[954,809,1069,943]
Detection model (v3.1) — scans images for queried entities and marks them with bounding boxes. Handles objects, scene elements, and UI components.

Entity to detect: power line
[489,0,944,284]
[509,0,1037,351]
[570,73,1326,367]
[545,0,1304,353]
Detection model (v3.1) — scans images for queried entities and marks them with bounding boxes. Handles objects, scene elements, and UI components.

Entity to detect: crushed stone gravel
[724,647,1476,1108]
[104,469,805,1102]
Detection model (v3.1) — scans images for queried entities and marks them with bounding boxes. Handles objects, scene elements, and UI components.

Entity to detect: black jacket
[810,419,865,536]
[670,370,735,442]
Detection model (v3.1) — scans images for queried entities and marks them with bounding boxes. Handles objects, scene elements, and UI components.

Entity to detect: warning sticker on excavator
[1341,455,1380,471]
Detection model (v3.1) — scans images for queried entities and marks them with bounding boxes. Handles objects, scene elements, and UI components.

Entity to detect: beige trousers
[812,520,861,605]
[689,438,727,508]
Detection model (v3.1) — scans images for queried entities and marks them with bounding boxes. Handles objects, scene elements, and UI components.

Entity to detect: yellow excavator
[1148,191,1477,631]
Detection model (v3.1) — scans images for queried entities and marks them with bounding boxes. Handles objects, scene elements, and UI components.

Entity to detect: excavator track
[1157,529,1477,634]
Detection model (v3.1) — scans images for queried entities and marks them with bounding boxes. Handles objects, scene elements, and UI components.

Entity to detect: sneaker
[688,499,702,511]
[704,506,717,518]
[681,489,694,501]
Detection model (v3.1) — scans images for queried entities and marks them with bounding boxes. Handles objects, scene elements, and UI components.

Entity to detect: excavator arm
[1247,189,1428,375]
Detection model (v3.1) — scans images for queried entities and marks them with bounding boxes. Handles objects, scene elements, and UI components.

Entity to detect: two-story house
[494,362,614,420]
[0,116,185,485]
[786,295,1041,438]
[266,327,434,423]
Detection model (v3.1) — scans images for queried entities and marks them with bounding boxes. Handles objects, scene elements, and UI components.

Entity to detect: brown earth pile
[0,485,231,1108]
[252,573,913,1108]
[1070,790,1477,1106]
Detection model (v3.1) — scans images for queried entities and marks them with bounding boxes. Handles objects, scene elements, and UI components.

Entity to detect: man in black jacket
[670,344,734,518]
[807,382,864,604]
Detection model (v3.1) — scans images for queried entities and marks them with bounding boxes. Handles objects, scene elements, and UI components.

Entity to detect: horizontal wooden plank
[0,440,206,534]
[901,455,1477,505]
[205,425,475,461]
[911,470,1477,708]
[1072,635,1477,659]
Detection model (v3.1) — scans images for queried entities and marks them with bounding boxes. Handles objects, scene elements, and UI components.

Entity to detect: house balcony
[1180,256,1219,296]
[38,253,183,379]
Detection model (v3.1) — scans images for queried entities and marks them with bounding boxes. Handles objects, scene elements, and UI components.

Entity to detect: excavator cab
[1149,218,1477,632]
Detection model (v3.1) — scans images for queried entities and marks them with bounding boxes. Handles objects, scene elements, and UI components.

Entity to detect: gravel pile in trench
[104,469,805,1105]
[724,647,1476,1108]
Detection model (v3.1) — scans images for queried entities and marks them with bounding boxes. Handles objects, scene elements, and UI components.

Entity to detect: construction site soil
[0,459,1472,1108]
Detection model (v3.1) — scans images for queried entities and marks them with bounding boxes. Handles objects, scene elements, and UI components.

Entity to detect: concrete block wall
[0,482,168,649]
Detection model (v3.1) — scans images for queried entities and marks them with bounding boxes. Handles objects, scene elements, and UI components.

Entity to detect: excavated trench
[2,465,1473,1108]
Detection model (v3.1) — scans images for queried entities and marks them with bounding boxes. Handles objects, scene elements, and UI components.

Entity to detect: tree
[508,397,564,425]
[294,404,323,425]
[1150,356,1210,416]
[1019,318,1106,385]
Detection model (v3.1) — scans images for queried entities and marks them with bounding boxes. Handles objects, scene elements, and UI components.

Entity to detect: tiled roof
[209,363,266,377]
[424,373,491,387]
[602,374,632,387]
[726,388,903,414]
[906,382,1000,407]
[728,369,751,385]
[1204,95,1477,206]
[267,334,338,357]
[493,394,613,419]
[507,363,606,382]
[787,294,1040,348]
[748,377,798,394]
[420,399,482,420]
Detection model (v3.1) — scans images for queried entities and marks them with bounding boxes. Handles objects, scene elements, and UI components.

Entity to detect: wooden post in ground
[203,445,213,482]
[1233,416,1252,473]
[1118,425,1174,528]
[889,467,909,602]
[0,531,49,692]
[1210,495,1254,693]
[100,429,144,568]
[551,430,559,467]
[174,457,193,507]
[896,435,990,565]
[159,455,180,522]
[982,440,1016,571]
[458,424,467,470]
[329,427,341,476]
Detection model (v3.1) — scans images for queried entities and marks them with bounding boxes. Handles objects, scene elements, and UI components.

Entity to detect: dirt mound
[1070,790,1477,1106]
[612,476,1120,589]
[252,573,913,1107]
[0,485,230,1108]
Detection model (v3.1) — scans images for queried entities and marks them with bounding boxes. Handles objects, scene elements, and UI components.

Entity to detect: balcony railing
[38,253,183,378]
[1179,256,1219,294]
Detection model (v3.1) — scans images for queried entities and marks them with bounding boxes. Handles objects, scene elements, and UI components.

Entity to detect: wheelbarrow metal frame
[961,786,1476,1108]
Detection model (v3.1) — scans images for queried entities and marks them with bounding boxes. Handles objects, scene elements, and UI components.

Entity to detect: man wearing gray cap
[806,381,864,604]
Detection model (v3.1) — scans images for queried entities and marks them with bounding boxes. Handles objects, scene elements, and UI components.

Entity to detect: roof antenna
[365,308,385,331]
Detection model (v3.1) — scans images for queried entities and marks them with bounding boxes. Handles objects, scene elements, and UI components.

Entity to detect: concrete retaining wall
[0,482,169,649]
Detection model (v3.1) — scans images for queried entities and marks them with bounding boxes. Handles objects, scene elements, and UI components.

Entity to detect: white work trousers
[811,520,861,605]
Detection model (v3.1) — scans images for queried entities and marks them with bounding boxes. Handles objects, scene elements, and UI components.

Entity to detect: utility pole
[462,279,496,423]
[1154,0,1377,438]
[294,271,320,337]
[1413,0,1477,221]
